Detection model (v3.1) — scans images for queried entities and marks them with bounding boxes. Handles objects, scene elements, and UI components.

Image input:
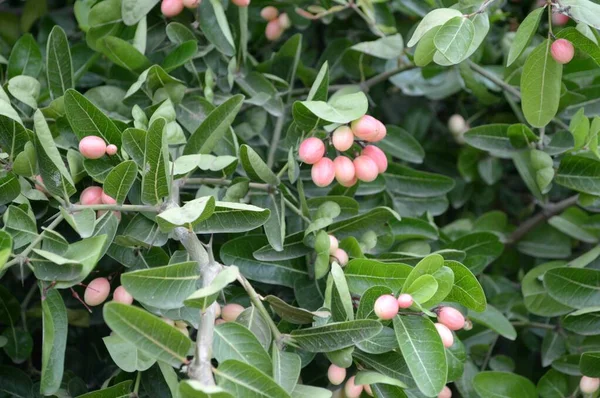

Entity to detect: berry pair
[261,6,291,41]
[79,135,118,159]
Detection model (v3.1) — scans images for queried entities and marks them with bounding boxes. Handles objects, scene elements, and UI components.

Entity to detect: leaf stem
[467,60,521,98]
[5,214,65,269]
[133,371,142,397]
[283,197,311,223]
[511,321,557,329]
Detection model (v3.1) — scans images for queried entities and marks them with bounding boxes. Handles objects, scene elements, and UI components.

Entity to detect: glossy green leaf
[103,334,156,372]
[121,0,159,26]
[473,371,537,398]
[142,118,169,205]
[40,288,68,396]
[195,202,270,234]
[444,260,486,312]
[184,266,239,310]
[197,0,236,57]
[556,155,600,195]
[8,33,42,78]
[214,360,290,398]
[46,26,73,99]
[272,347,301,392]
[507,7,545,66]
[103,161,137,204]
[434,16,475,64]
[64,89,122,146]
[383,163,455,198]
[214,322,272,375]
[344,259,412,295]
[468,304,517,340]
[544,267,600,308]
[157,196,216,232]
[180,381,234,398]
[407,8,463,47]
[289,320,382,353]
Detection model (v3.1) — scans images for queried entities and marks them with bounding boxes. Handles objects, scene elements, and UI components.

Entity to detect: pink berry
[328,235,339,255]
[332,126,355,151]
[353,155,379,182]
[34,175,48,194]
[361,145,388,174]
[298,137,325,165]
[265,19,283,41]
[580,376,600,394]
[364,384,373,396]
[552,13,569,26]
[161,0,184,17]
[215,318,226,325]
[261,6,278,21]
[370,120,387,142]
[551,39,575,64]
[327,364,346,385]
[374,295,399,320]
[278,13,291,30]
[344,376,363,398]
[351,115,383,142]
[438,386,452,398]
[80,186,103,205]
[397,293,414,309]
[435,323,454,348]
[448,114,467,135]
[339,176,357,187]
[113,285,133,304]
[79,136,107,160]
[333,156,356,185]
[106,144,118,156]
[182,0,200,8]
[437,307,465,331]
[84,277,110,307]
[221,303,244,322]
[231,0,250,6]
[311,157,335,187]
[101,191,117,205]
[331,248,348,266]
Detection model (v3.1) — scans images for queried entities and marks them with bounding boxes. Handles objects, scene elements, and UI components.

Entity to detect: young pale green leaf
[103,161,137,204]
[46,26,73,99]
[184,266,239,310]
[8,75,40,108]
[214,360,291,398]
[214,323,272,375]
[60,207,95,238]
[405,274,438,304]
[0,173,20,206]
[556,155,600,195]
[521,39,562,128]
[0,231,12,271]
[30,249,83,281]
[272,347,301,392]
[264,295,329,325]
[3,205,37,250]
[180,381,234,398]
[121,261,200,310]
[468,304,517,340]
[393,315,447,397]
[355,370,408,389]
[345,259,412,295]
[240,145,281,186]
[331,262,354,321]
[407,8,464,47]
[544,267,600,308]
[289,320,382,352]
[162,40,197,72]
[383,163,454,198]
[507,7,545,66]
[548,207,598,243]
[402,254,444,291]
[313,230,330,279]
[103,334,156,373]
[121,0,159,26]
[293,91,368,129]
[473,371,537,398]
[444,260,486,312]
[12,141,37,177]
[142,118,169,205]
[157,196,216,232]
[558,0,600,29]
[40,288,68,396]
[433,16,475,64]
[351,34,404,59]
[236,306,272,351]
[306,62,329,102]
[103,302,192,367]
[184,94,244,156]
[8,33,42,78]
[64,89,122,146]
[54,235,108,288]
[198,0,236,57]
[194,202,270,234]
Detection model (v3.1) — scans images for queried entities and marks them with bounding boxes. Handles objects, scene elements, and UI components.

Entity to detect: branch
[69,204,161,213]
[466,0,499,17]
[267,114,286,168]
[506,195,579,244]
[183,178,272,192]
[467,60,521,98]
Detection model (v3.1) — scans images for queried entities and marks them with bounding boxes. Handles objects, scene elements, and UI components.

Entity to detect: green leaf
[355,370,408,389]
[306,62,329,102]
[378,125,425,164]
[393,315,447,397]
[357,286,393,320]
[407,8,464,47]
[558,0,600,30]
[507,7,545,66]
[264,295,329,325]
[344,259,412,295]
[103,302,192,367]
[0,231,12,271]
[184,94,244,156]
[402,253,444,291]
[580,352,600,377]
[60,207,95,239]
[40,288,68,396]
[122,128,146,166]
[331,261,354,321]
[121,0,159,26]
[54,235,108,288]
[236,306,272,351]
[464,124,515,155]
[157,196,216,232]
[214,322,272,375]
[8,33,42,78]
[405,274,438,304]
[142,118,169,205]
[103,161,137,204]
[446,232,503,274]
[240,146,280,186]
[468,304,517,340]
[556,155,600,195]
[13,141,37,177]
[557,27,600,66]
[121,262,200,310]
[313,230,331,279]
[0,115,29,159]
[293,91,368,130]
[97,36,150,73]
[521,39,563,128]
[162,40,197,72]
[198,0,236,57]
[103,333,155,372]
[180,381,233,398]
[214,360,291,398]
[64,89,122,146]
[517,223,571,259]
[86,0,124,51]
[328,207,401,240]
[3,205,37,250]
[544,267,600,308]
[537,369,570,398]
[548,207,598,243]
[434,16,475,64]
[352,350,414,388]
[383,163,455,198]
[0,365,33,398]
[272,347,301,392]
[195,202,270,234]
[351,34,404,59]
[473,371,537,398]
[184,266,239,310]
[46,26,73,100]
[563,307,600,335]
[513,150,545,201]
[289,320,382,353]
[0,173,20,206]
[8,75,39,109]
[30,249,83,281]
[2,327,32,364]
[77,381,133,398]
[444,260,487,312]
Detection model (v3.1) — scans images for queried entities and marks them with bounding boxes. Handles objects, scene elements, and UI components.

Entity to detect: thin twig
[69,204,160,213]
[467,60,521,98]
[183,178,272,192]
[480,335,498,371]
[283,197,311,223]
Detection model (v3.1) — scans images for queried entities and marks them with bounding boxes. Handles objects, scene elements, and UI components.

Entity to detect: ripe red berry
[80,186,103,205]
[261,6,279,21]
[265,19,283,41]
[327,364,346,385]
[113,286,134,305]
[435,322,454,348]
[298,137,325,165]
[551,39,575,64]
[353,155,379,182]
[439,385,452,398]
[84,277,110,306]
[361,145,388,173]
[331,248,349,266]
[397,293,414,309]
[437,307,465,331]
[374,294,399,320]
[161,0,184,17]
[221,303,244,322]
[580,376,600,394]
[344,376,363,398]
[311,157,335,187]
[332,126,355,151]
[79,136,107,160]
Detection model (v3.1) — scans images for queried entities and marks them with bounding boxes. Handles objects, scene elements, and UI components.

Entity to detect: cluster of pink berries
[299,115,388,188]
[78,135,118,159]
[79,186,121,219]
[551,39,574,64]
[261,6,291,41]
[84,277,133,306]
[328,235,349,266]
[161,0,248,18]
[161,317,191,336]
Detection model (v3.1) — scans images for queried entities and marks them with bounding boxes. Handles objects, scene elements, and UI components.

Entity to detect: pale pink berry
[374,295,399,320]
[552,13,569,26]
[448,114,467,135]
[351,115,383,142]
[113,286,133,305]
[332,126,355,151]
[231,0,250,6]
[437,307,465,331]
[221,303,244,322]
[182,0,200,8]
[328,235,339,255]
[84,277,110,306]
[161,0,184,17]
[364,384,373,396]
[333,156,356,185]
[370,120,387,142]
[397,293,414,309]
[327,364,346,385]
[361,145,388,173]
[311,157,335,187]
[278,13,291,30]
[106,144,118,156]
[298,137,325,165]
[439,386,452,398]
[80,186,103,205]
[79,136,107,160]
[34,175,48,194]
[435,323,454,348]
[551,39,575,64]
[344,376,363,398]
[339,176,357,187]
[353,155,379,182]
[101,191,117,205]
[580,376,600,394]
[261,6,278,21]
[331,248,348,266]
[215,318,226,325]
[265,19,283,41]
